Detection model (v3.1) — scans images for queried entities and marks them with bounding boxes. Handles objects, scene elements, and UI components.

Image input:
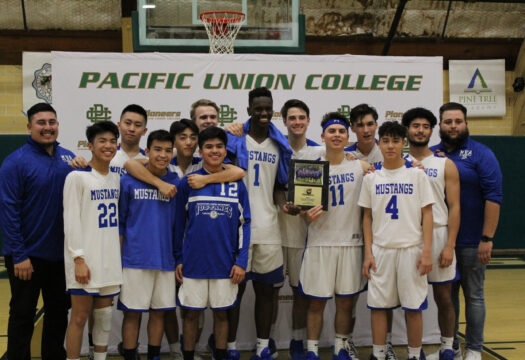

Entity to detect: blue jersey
[119,170,179,271]
[431,137,503,247]
[175,167,251,279]
[0,138,74,262]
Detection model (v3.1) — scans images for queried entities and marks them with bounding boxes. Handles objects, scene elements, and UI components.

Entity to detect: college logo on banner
[449,59,506,117]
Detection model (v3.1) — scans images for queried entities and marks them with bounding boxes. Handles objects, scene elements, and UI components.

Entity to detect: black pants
[5,256,70,360]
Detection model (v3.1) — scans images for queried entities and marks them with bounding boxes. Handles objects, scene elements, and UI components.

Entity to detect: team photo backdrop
[51,51,443,352]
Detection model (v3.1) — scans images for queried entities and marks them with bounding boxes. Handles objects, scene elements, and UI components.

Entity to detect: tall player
[300,112,369,360]
[401,108,460,360]
[359,121,434,360]
[63,121,122,360]
[278,99,324,360]
[225,87,292,360]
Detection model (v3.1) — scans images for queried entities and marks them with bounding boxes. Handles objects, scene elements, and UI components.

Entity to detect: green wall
[0,135,523,254]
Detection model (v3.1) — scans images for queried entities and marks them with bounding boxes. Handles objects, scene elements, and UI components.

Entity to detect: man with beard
[402,108,460,360]
[430,102,502,360]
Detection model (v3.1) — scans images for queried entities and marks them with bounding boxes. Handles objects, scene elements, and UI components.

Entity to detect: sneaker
[407,349,426,360]
[454,348,462,360]
[270,338,279,359]
[251,347,273,360]
[369,355,379,360]
[228,349,241,360]
[463,350,481,360]
[332,348,352,360]
[386,343,397,360]
[289,339,305,360]
[345,339,360,360]
[305,351,320,360]
[171,351,183,360]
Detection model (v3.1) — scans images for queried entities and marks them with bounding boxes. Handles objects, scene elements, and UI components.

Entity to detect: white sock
[256,338,269,356]
[441,336,454,351]
[292,328,306,342]
[372,344,387,360]
[386,332,392,344]
[94,352,107,360]
[227,341,237,351]
[334,333,348,354]
[170,342,181,354]
[307,340,319,355]
[407,346,421,359]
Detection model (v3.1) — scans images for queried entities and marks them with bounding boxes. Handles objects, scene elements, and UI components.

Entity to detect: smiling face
[351,114,377,146]
[407,118,432,147]
[199,138,227,171]
[173,127,198,158]
[146,139,173,172]
[194,105,219,131]
[248,96,273,128]
[378,134,406,161]
[88,131,118,163]
[27,111,59,147]
[118,111,147,147]
[283,107,310,137]
[322,123,349,151]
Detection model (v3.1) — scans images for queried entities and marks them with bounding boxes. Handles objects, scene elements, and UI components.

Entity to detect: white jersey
[110,147,146,176]
[168,157,203,178]
[63,167,122,289]
[358,165,435,248]
[347,143,383,169]
[243,135,281,245]
[405,153,448,226]
[280,142,325,248]
[307,158,364,247]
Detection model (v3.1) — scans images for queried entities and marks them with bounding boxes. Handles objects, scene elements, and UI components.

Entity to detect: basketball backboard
[133,0,304,53]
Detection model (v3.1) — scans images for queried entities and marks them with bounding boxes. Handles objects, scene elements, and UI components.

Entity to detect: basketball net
[200,11,245,54]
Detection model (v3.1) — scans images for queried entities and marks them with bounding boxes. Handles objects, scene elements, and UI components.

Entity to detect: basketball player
[63,121,122,360]
[359,121,434,360]
[119,130,179,360]
[401,108,460,360]
[299,112,369,360]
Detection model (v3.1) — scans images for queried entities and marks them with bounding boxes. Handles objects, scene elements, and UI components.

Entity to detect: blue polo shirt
[430,137,503,247]
[0,137,75,263]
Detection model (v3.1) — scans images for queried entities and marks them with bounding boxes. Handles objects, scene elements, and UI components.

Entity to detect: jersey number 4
[98,203,117,228]
[385,195,399,219]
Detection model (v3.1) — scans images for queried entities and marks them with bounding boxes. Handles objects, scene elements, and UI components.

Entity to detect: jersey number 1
[385,195,399,219]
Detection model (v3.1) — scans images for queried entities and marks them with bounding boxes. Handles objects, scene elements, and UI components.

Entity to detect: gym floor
[1,257,524,360]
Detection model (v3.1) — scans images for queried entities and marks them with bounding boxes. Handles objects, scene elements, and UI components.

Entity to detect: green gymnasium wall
[0,135,523,254]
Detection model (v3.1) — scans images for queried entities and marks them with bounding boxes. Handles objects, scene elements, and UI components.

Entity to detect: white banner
[449,59,506,117]
[23,52,53,112]
[52,52,443,352]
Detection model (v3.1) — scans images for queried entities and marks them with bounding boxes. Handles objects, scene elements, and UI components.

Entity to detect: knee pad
[198,310,205,329]
[92,306,112,346]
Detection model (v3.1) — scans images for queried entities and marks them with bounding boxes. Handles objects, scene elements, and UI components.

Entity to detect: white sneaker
[171,351,183,360]
[463,350,481,360]
[425,349,439,360]
[345,339,360,360]
[454,348,463,360]
[385,343,398,360]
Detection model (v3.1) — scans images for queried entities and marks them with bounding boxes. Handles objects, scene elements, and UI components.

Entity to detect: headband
[322,119,349,132]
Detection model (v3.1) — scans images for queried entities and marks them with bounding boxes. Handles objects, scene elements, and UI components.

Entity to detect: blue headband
[322,119,349,132]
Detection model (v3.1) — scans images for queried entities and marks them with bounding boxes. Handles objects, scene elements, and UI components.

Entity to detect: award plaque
[288,159,329,210]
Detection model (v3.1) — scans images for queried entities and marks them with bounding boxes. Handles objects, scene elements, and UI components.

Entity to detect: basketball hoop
[200,10,245,54]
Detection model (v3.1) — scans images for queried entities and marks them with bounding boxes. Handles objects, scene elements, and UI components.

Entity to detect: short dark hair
[86,121,119,143]
[378,121,406,139]
[349,103,378,125]
[190,99,219,122]
[281,99,310,119]
[401,107,437,128]
[147,129,173,149]
[198,126,228,149]
[27,103,56,123]
[249,87,272,105]
[121,104,148,124]
[321,112,350,129]
[439,102,467,121]
[170,119,199,141]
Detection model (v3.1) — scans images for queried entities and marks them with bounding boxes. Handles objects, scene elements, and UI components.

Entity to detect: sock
[334,333,348,354]
[372,344,386,360]
[441,336,454,351]
[386,332,392,345]
[292,328,306,342]
[307,340,319,355]
[94,352,107,360]
[148,344,161,358]
[170,341,181,354]
[227,341,237,351]
[407,346,421,359]
[123,348,137,360]
[256,338,269,356]
[183,350,195,360]
[215,348,228,360]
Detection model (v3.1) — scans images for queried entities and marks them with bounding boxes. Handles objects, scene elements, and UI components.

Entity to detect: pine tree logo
[465,68,491,94]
